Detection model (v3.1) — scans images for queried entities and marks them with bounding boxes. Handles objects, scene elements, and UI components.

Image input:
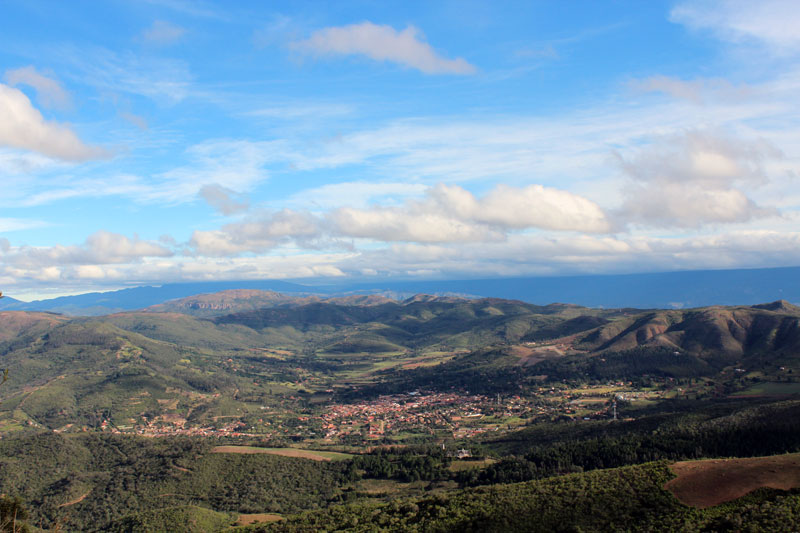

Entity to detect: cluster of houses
[320,392,533,440]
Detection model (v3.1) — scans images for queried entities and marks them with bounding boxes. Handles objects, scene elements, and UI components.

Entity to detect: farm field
[665,453,800,508]
[235,513,283,526]
[210,445,353,461]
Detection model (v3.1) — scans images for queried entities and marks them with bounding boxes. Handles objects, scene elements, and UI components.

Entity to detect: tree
[0,496,31,533]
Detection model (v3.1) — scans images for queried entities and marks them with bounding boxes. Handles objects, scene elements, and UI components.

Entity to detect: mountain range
[2,265,799,316]
[2,289,799,433]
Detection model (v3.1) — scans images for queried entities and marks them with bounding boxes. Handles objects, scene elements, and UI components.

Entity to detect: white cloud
[0,83,107,161]
[56,46,192,104]
[287,181,428,210]
[190,209,321,256]
[330,207,500,243]
[330,183,610,242]
[245,102,355,120]
[432,183,611,232]
[199,184,249,215]
[5,228,800,295]
[671,0,800,54]
[292,22,476,74]
[147,139,281,203]
[4,66,72,110]
[188,182,610,255]
[0,218,48,232]
[631,75,753,104]
[4,231,172,269]
[615,130,781,228]
[141,20,186,45]
[338,230,800,279]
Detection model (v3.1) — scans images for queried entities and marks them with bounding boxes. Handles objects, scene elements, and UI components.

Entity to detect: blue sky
[1,0,800,300]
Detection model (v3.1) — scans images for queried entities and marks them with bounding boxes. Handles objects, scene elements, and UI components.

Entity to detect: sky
[1,0,800,300]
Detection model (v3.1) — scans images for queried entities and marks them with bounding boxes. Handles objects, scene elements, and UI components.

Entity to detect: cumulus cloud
[432,184,611,232]
[292,22,476,74]
[4,66,72,110]
[5,231,172,269]
[616,131,781,228]
[330,183,611,242]
[188,182,610,255]
[0,83,107,161]
[190,209,321,256]
[671,0,800,54]
[199,184,249,215]
[331,207,500,243]
[141,20,186,45]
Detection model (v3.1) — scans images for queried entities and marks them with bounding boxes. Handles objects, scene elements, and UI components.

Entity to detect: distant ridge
[333,266,800,310]
[1,266,798,315]
[0,280,311,316]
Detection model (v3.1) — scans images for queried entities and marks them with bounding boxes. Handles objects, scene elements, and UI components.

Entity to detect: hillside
[2,293,800,531]
[3,295,800,434]
[145,290,400,317]
[250,460,800,533]
[341,300,800,396]
[576,301,800,364]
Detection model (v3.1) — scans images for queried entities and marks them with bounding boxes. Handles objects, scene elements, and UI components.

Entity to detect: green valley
[1,291,800,531]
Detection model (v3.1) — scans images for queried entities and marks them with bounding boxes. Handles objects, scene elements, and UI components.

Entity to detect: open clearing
[448,458,497,472]
[236,513,283,525]
[730,382,800,397]
[210,445,352,461]
[664,453,800,508]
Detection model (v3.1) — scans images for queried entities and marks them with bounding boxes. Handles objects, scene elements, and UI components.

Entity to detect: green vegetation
[463,399,800,486]
[106,506,234,533]
[248,462,800,532]
[0,433,356,531]
[2,294,800,530]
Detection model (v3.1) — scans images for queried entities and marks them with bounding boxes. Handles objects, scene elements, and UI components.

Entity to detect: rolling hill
[2,293,800,433]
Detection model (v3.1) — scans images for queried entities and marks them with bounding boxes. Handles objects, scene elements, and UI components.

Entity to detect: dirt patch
[156,398,180,410]
[210,446,337,461]
[665,453,800,508]
[58,489,92,508]
[509,345,536,358]
[236,513,283,525]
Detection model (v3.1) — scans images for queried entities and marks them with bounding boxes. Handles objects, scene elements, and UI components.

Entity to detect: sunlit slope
[576,301,800,360]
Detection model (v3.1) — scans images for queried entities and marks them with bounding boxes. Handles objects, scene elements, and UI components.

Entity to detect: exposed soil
[58,489,92,508]
[210,445,333,461]
[236,513,283,525]
[665,453,800,508]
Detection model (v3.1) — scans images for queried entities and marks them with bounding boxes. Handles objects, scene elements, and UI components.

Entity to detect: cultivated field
[210,445,352,461]
[235,513,283,525]
[665,453,800,508]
